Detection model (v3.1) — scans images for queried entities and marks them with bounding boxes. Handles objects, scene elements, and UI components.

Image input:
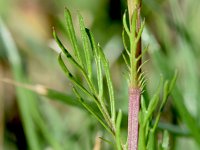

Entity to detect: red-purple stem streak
[128,88,140,150]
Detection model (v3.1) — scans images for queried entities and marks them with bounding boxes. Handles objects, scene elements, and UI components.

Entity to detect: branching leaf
[73,88,113,135]
[86,29,116,123]
[58,53,92,98]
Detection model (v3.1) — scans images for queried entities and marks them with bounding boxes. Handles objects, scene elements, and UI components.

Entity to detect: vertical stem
[128,88,140,150]
[127,0,142,150]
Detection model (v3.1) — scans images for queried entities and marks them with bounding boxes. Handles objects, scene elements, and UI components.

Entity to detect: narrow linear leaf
[161,130,169,150]
[140,96,147,115]
[53,29,80,68]
[58,53,92,98]
[98,44,116,123]
[160,71,177,112]
[144,76,163,125]
[78,13,92,79]
[130,10,137,39]
[138,71,146,84]
[116,110,122,150]
[54,29,96,92]
[64,8,82,65]
[146,130,155,150]
[160,80,170,111]
[87,30,103,99]
[169,70,178,92]
[32,111,62,150]
[137,59,149,74]
[99,137,114,146]
[0,20,41,150]
[172,87,200,144]
[122,29,130,56]
[156,121,190,136]
[138,114,146,150]
[73,88,113,135]
[122,54,130,71]
[0,79,102,115]
[86,29,115,122]
[123,11,130,36]
[136,44,149,62]
[135,20,145,44]
[97,56,103,99]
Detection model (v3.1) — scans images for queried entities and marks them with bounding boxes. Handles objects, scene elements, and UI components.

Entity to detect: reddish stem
[128,88,140,150]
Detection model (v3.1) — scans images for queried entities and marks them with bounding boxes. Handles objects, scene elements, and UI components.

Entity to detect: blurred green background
[1,0,200,149]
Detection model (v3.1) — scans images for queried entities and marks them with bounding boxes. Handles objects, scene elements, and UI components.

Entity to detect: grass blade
[0,20,41,150]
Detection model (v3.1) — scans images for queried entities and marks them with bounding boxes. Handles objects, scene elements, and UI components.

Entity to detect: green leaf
[78,13,92,80]
[0,20,41,150]
[122,54,130,71]
[73,88,113,135]
[123,11,130,36]
[146,130,155,150]
[169,70,178,92]
[161,130,169,150]
[162,130,169,150]
[53,28,81,69]
[64,8,82,66]
[97,56,103,99]
[172,87,200,145]
[99,137,114,146]
[138,113,146,150]
[58,53,92,98]
[86,30,103,99]
[116,110,122,150]
[136,44,149,62]
[135,20,145,45]
[122,29,130,56]
[98,44,116,123]
[130,10,137,39]
[144,76,163,126]
[54,29,96,93]
[141,96,147,115]
[86,29,116,123]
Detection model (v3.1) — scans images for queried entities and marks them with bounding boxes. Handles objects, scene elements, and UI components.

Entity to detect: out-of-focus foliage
[1,0,200,149]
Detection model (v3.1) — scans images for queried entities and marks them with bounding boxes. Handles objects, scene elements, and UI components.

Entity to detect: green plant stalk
[127,0,142,150]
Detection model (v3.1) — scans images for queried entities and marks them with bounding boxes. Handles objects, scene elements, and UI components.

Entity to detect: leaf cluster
[138,72,177,150]
[53,8,124,149]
